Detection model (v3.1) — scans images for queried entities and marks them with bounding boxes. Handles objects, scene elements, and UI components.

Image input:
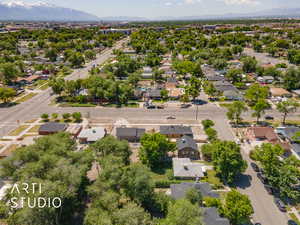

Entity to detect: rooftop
[172,158,205,178]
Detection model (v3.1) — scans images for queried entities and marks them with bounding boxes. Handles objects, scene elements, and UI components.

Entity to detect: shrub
[202,119,214,129]
[41,113,49,121]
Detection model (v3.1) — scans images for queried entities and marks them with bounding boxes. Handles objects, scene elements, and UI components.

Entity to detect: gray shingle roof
[176,135,198,151]
[39,122,67,133]
[172,158,205,178]
[202,207,230,225]
[170,182,219,199]
[160,125,193,136]
[116,127,145,138]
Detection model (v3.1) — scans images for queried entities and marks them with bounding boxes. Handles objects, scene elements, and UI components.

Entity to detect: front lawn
[15,93,38,103]
[28,125,41,133]
[203,170,223,189]
[8,125,30,136]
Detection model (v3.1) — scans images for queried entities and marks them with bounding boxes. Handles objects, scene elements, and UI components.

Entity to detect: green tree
[41,113,49,121]
[0,63,20,84]
[283,67,300,91]
[226,101,248,125]
[276,100,299,125]
[84,50,96,60]
[0,87,16,103]
[226,68,243,84]
[72,112,82,122]
[245,83,269,106]
[51,113,58,121]
[205,127,218,142]
[242,57,257,73]
[201,119,214,129]
[49,78,65,96]
[185,188,203,205]
[160,89,169,101]
[162,199,203,225]
[223,190,254,225]
[252,99,270,123]
[139,133,176,168]
[212,141,247,184]
[90,135,131,165]
[62,113,71,121]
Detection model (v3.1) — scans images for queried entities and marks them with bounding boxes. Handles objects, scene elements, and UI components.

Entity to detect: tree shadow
[0,102,18,108]
[232,174,252,189]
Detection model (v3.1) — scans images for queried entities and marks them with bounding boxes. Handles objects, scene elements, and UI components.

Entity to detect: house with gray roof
[176,135,199,160]
[38,122,67,135]
[172,158,205,179]
[203,207,230,225]
[170,182,219,200]
[213,80,238,92]
[223,90,243,101]
[160,125,193,138]
[116,127,146,142]
[276,126,300,159]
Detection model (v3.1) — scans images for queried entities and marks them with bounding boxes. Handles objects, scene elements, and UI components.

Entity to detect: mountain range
[0,1,300,22]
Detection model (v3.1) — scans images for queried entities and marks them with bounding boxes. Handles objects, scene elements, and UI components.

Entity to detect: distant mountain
[99,16,148,22]
[0,1,100,21]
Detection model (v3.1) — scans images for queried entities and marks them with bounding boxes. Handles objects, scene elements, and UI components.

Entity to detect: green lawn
[59,103,97,107]
[203,170,223,189]
[15,93,38,103]
[8,125,30,136]
[289,213,300,225]
[28,125,41,133]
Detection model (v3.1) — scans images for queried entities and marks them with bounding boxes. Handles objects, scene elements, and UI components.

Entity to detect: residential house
[172,158,205,179]
[257,76,274,84]
[213,81,238,93]
[38,122,67,135]
[206,75,224,82]
[170,182,219,200]
[223,90,243,101]
[160,125,193,138]
[116,127,146,142]
[141,66,153,79]
[276,126,300,159]
[202,207,230,225]
[145,88,162,100]
[176,135,200,160]
[78,127,106,144]
[247,127,278,142]
[66,125,82,138]
[168,88,184,100]
[269,87,291,98]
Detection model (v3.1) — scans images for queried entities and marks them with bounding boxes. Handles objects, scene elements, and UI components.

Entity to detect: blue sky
[2,0,300,18]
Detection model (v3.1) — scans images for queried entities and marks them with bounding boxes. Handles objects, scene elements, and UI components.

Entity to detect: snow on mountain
[0,1,100,21]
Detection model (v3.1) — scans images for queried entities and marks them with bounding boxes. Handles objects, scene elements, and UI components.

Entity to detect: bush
[62,113,71,121]
[205,127,218,142]
[154,180,181,188]
[72,112,82,122]
[51,113,58,121]
[41,113,49,121]
[202,119,214,129]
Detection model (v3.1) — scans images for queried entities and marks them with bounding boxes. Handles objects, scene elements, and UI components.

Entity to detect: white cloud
[223,0,260,5]
[183,0,202,4]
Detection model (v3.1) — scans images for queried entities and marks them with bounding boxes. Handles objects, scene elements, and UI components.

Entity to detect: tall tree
[276,100,299,125]
[251,99,270,123]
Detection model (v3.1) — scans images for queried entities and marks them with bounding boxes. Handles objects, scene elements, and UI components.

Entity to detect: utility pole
[195,105,199,120]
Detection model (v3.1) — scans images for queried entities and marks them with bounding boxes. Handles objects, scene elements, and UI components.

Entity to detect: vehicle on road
[192,99,207,105]
[257,172,268,184]
[274,198,286,212]
[166,116,176,120]
[251,162,260,172]
[180,104,191,108]
[147,105,156,109]
[264,185,273,195]
[288,220,298,225]
[265,115,274,120]
[254,223,262,225]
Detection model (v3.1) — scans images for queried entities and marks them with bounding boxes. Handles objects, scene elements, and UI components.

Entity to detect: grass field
[15,93,38,103]
[28,125,41,133]
[8,125,30,136]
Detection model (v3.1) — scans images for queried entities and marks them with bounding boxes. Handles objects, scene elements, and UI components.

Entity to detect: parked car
[180,104,191,108]
[147,105,156,109]
[274,198,286,212]
[265,115,274,120]
[166,116,176,120]
[257,173,268,184]
[251,162,260,172]
[192,99,207,105]
[288,220,298,225]
[254,223,262,225]
[264,185,273,194]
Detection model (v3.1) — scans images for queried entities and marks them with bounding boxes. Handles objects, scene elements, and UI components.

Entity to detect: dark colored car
[147,105,156,109]
[257,172,268,184]
[264,185,273,195]
[254,223,262,225]
[251,162,260,172]
[192,99,207,105]
[274,198,286,212]
[288,220,298,225]
[180,104,191,108]
[265,115,274,120]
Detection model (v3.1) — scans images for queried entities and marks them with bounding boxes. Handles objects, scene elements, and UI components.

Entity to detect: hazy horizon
[0,0,300,18]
